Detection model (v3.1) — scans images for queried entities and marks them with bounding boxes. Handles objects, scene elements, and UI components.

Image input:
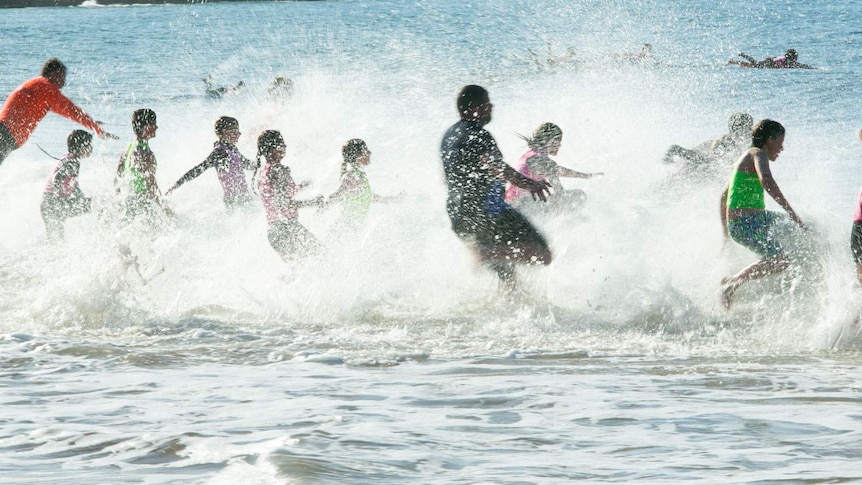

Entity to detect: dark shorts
[224,192,253,212]
[41,195,91,240]
[0,123,17,165]
[451,208,549,262]
[41,196,92,221]
[268,219,321,259]
[851,221,862,265]
[727,211,784,258]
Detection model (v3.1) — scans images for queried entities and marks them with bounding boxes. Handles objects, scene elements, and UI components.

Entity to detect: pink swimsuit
[505,149,545,202]
[257,162,298,224]
[43,154,79,199]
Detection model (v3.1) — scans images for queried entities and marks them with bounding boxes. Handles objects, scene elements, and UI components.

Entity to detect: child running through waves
[505,122,602,212]
[255,130,325,261]
[719,119,807,309]
[115,109,172,225]
[165,116,257,212]
[850,129,862,286]
[323,138,398,228]
[40,130,94,241]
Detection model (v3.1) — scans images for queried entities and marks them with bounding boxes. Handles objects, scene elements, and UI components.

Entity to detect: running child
[255,130,325,260]
[115,109,172,224]
[505,122,602,212]
[165,116,257,211]
[324,138,398,226]
[40,130,94,241]
[719,119,807,309]
[850,130,862,286]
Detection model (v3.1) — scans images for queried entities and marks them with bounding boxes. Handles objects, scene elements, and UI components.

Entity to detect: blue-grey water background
[1,0,862,483]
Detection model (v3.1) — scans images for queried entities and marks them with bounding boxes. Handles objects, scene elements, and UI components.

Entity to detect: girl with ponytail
[255,130,324,260]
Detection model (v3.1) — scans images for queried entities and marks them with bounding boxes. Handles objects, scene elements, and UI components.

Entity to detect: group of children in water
[42,108,380,262]
[2,57,859,309]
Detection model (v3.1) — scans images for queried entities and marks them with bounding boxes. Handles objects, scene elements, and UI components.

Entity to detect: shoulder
[527,152,554,164]
[33,77,60,94]
[207,146,230,162]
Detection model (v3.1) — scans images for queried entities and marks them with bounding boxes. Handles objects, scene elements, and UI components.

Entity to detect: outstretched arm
[241,153,258,171]
[754,151,806,230]
[45,85,109,138]
[165,155,216,195]
[558,165,603,179]
[294,195,326,209]
[502,164,550,202]
[737,52,757,64]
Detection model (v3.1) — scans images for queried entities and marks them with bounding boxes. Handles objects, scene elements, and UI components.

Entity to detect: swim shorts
[727,211,784,258]
[453,208,549,262]
[0,123,17,165]
[267,219,321,259]
[850,221,862,265]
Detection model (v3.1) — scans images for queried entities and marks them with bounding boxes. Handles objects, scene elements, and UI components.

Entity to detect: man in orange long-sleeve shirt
[0,58,117,166]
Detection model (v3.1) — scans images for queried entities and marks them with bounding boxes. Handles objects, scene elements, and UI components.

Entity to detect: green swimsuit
[726,168,765,210]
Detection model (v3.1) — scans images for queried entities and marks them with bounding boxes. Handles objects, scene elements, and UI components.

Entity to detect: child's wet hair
[132,108,157,136]
[215,116,239,136]
[341,138,368,174]
[751,119,785,148]
[257,130,285,157]
[67,129,92,154]
[520,122,563,151]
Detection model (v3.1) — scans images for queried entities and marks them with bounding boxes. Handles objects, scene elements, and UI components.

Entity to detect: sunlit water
[1,0,861,483]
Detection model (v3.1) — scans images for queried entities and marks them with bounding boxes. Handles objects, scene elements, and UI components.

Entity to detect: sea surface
[1,0,861,483]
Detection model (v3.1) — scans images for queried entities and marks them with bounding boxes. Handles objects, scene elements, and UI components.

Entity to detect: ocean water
[1,0,861,483]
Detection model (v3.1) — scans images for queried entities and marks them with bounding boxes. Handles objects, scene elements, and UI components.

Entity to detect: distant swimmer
[323,138,398,227]
[719,119,807,309]
[40,130,93,242]
[610,43,656,64]
[663,112,754,180]
[441,85,552,292]
[165,116,257,211]
[202,76,245,99]
[505,122,602,212]
[528,43,578,71]
[255,130,325,261]
[0,58,117,167]
[728,49,815,69]
[269,76,294,100]
[115,109,173,224]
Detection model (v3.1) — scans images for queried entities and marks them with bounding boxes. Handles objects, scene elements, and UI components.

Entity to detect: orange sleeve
[44,83,104,136]
[0,77,104,146]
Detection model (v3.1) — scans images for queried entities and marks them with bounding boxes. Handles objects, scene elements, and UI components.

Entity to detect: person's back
[441,119,503,222]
